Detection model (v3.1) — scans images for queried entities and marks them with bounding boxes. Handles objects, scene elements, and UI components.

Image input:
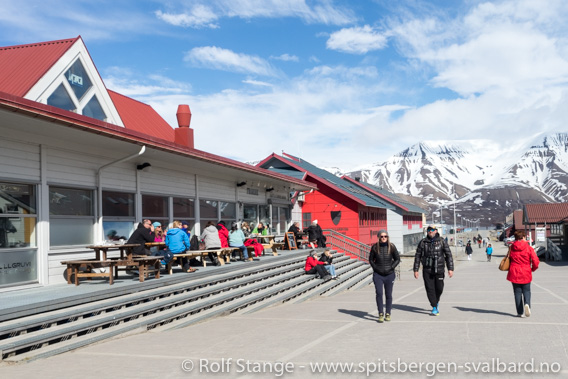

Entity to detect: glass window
[243,204,257,226]
[102,191,135,217]
[220,202,236,221]
[49,186,94,246]
[103,221,134,241]
[66,59,93,100]
[47,83,75,112]
[142,194,168,218]
[0,216,37,248]
[83,95,106,121]
[259,205,270,228]
[0,182,36,215]
[173,197,195,219]
[49,187,93,216]
[303,212,311,229]
[200,200,218,220]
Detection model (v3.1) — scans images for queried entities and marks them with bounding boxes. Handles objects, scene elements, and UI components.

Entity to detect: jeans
[324,264,336,277]
[373,271,395,314]
[230,244,248,259]
[512,282,531,315]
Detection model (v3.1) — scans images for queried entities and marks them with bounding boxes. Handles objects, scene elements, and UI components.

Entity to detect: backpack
[190,235,200,250]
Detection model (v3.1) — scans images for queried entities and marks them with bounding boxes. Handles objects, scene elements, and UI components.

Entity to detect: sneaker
[385,313,391,322]
[516,314,524,318]
[160,260,166,266]
[524,304,531,317]
[378,313,384,323]
[431,307,439,316]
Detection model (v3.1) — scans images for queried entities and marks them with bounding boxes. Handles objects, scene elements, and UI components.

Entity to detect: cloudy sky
[1,0,568,170]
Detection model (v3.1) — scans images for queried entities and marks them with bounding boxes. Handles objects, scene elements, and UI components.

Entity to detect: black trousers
[306,265,328,278]
[423,271,445,307]
[373,271,395,314]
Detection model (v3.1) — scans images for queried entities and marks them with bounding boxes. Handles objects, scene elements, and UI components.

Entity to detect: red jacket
[506,240,539,284]
[305,255,325,271]
[217,224,229,248]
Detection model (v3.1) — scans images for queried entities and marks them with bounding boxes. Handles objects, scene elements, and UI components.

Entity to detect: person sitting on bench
[166,220,196,273]
[305,250,331,280]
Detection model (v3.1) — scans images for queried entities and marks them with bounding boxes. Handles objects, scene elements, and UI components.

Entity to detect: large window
[173,197,195,231]
[102,191,135,241]
[303,212,312,229]
[271,206,289,235]
[243,204,257,227]
[220,202,236,223]
[0,183,37,249]
[142,194,168,227]
[49,186,94,246]
[200,200,218,223]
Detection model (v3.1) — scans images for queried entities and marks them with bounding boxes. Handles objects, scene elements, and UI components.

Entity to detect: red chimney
[174,104,194,148]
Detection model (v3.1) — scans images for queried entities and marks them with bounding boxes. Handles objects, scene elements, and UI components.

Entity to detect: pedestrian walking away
[465,242,473,261]
[369,230,400,323]
[414,225,454,316]
[486,244,493,262]
[506,230,539,317]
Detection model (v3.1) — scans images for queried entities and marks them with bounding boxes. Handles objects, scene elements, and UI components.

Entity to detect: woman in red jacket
[506,230,539,317]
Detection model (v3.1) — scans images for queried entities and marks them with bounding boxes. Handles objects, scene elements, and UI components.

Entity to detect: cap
[152,222,161,227]
[377,229,388,237]
[181,220,189,226]
[427,225,437,231]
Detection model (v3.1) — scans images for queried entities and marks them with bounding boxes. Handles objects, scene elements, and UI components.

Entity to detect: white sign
[536,227,546,242]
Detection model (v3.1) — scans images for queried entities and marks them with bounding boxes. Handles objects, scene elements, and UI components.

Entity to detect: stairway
[0,250,371,363]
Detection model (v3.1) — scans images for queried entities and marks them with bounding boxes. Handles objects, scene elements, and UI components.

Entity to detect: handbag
[499,247,511,271]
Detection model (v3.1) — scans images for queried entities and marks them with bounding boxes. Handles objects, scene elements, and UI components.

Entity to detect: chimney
[355,177,361,182]
[174,104,194,149]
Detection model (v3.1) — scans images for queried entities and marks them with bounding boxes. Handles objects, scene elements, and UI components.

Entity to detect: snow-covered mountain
[346,133,568,226]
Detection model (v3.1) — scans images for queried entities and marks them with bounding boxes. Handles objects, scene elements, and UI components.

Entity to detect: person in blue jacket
[166,220,196,273]
[486,243,493,262]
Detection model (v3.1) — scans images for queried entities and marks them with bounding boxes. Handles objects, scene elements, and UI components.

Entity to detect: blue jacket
[166,228,190,254]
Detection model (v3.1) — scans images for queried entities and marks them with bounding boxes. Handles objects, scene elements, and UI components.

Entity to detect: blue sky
[1,0,568,170]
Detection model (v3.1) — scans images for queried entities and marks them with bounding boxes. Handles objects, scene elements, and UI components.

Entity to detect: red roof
[109,90,174,141]
[513,209,524,229]
[0,37,78,97]
[524,203,568,224]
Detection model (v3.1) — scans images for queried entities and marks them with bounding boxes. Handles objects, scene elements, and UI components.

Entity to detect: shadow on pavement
[337,309,377,321]
[454,306,515,317]
[391,304,431,314]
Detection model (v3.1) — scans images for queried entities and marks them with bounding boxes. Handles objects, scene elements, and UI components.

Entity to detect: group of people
[369,225,539,323]
[285,220,326,249]
[304,248,337,281]
[125,219,273,271]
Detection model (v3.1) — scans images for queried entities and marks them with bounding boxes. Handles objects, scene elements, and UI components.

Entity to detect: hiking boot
[431,306,439,316]
[385,313,391,322]
[378,313,384,323]
[524,304,531,317]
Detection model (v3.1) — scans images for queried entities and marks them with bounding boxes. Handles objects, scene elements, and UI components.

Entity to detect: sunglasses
[379,235,388,238]
[427,229,437,232]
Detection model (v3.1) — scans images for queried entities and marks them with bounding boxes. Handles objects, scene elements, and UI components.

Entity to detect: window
[259,205,270,228]
[200,200,218,225]
[303,212,311,229]
[83,95,106,121]
[272,206,289,235]
[49,186,94,246]
[66,59,93,100]
[102,191,135,241]
[243,204,257,226]
[220,202,236,223]
[47,83,75,112]
[0,182,37,249]
[142,194,168,226]
[173,197,195,231]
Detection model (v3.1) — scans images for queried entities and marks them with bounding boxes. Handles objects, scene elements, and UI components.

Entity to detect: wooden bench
[164,248,239,274]
[61,256,161,286]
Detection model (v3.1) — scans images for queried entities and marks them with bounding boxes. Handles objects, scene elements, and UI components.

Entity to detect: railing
[546,238,563,261]
[322,229,371,262]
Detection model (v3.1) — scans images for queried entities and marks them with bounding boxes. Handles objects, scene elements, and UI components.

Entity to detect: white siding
[0,138,40,181]
[199,176,237,201]
[139,167,195,196]
[387,209,404,252]
[47,148,99,187]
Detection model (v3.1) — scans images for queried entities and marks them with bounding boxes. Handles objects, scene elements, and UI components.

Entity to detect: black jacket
[413,233,454,274]
[126,223,155,255]
[319,253,333,264]
[465,244,473,254]
[369,242,400,276]
[306,225,319,241]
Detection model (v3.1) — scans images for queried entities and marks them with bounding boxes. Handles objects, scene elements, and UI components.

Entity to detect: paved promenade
[2,240,567,378]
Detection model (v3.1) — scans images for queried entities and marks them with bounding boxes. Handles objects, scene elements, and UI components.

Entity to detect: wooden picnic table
[85,243,140,261]
[246,235,283,256]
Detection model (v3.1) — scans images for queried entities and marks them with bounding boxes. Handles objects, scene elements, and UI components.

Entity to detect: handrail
[546,238,563,261]
[322,229,371,262]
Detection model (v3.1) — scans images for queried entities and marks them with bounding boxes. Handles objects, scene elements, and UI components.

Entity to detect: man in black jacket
[413,225,454,316]
[126,219,155,255]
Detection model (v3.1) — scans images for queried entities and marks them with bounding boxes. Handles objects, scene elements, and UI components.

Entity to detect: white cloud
[270,53,299,62]
[184,46,278,76]
[155,5,219,28]
[243,79,273,87]
[326,25,388,54]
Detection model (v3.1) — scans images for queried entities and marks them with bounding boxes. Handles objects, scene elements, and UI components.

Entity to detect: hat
[427,225,437,231]
[377,229,388,237]
[309,249,317,256]
[152,222,161,227]
[181,220,189,226]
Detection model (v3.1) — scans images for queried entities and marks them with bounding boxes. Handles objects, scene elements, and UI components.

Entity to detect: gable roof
[342,176,426,214]
[109,90,175,141]
[0,37,78,97]
[523,203,568,224]
[258,153,394,209]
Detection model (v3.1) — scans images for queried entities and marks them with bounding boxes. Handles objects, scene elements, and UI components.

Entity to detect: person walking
[369,230,400,323]
[413,225,454,316]
[486,243,493,262]
[465,242,473,261]
[507,230,539,317]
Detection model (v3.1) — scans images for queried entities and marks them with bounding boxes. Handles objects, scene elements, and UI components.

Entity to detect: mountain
[346,133,568,227]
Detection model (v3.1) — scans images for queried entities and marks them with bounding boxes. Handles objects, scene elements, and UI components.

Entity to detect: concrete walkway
[2,240,567,378]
